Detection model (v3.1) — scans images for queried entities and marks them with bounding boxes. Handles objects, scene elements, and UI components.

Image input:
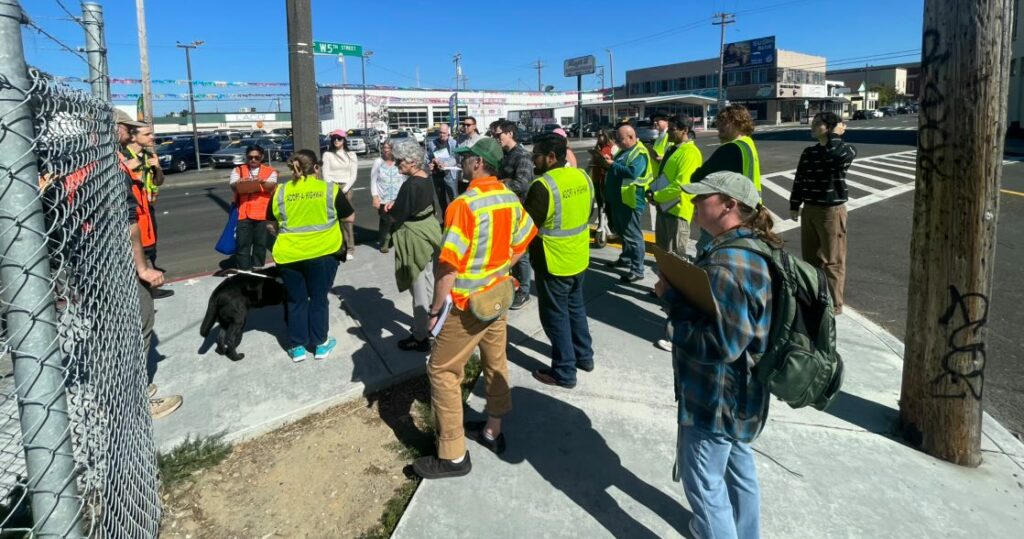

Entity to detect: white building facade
[316,87,603,133]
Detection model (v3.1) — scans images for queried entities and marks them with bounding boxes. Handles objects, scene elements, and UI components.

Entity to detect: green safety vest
[619,143,654,209]
[652,141,703,221]
[729,135,762,192]
[531,168,594,276]
[127,146,158,195]
[271,176,343,264]
[652,130,671,160]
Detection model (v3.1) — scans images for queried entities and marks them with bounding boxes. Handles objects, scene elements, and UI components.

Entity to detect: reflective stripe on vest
[131,182,156,247]
[275,181,337,233]
[450,187,524,296]
[730,136,762,192]
[127,146,157,194]
[620,144,654,209]
[653,131,670,158]
[533,168,593,276]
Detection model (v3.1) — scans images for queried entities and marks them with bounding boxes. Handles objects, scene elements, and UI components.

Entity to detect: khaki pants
[800,204,847,311]
[655,211,690,257]
[428,307,512,460]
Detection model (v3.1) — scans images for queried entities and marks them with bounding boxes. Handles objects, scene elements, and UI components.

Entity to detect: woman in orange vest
[230,144,278,270]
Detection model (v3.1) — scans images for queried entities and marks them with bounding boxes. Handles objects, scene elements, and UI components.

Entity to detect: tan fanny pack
[467,278,515,322]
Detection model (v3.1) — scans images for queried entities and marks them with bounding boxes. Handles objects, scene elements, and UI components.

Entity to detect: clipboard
[651,244,718,317]
[588,149,610,169]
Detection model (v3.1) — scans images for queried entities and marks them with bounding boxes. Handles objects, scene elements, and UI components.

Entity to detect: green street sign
[313,41,363,57]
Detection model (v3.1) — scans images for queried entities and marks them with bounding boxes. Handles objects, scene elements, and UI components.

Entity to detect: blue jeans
[619,207,645,276]
[279,255,339,349]
[513,251,532,295]
[536,270,593,384]
[677,426,761,539]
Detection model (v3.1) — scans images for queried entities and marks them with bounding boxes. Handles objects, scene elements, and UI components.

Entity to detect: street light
[361,50,374,130]
[176,40,204,171]
[605,48,616,123]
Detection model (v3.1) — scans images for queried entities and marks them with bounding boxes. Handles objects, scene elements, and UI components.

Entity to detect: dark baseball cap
[453,137,503,169]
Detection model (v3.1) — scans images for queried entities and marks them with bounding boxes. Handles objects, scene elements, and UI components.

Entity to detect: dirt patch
[160,377,433,539]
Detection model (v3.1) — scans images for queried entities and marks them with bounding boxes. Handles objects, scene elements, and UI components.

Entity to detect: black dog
[200,267,287,361]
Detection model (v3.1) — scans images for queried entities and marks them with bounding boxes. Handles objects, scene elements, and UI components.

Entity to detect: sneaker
[619,272,643,284]
[314,338,337,360]
[380,246,389,254]
[575,361,595,373]
[397,335,431,352]
[347,251,356,260]
[465,421,507,455]
[532,368,576,389]
[147,383,158,398]
[150,395,183,419]
[412,452,472,479]
[288,346,307,363]
[510,290,531,310]
[655,339,673,352]
[151,288,175,299]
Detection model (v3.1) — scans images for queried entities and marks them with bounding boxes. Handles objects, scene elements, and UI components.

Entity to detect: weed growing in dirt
[157,434,232,488]
[357,480,419,539]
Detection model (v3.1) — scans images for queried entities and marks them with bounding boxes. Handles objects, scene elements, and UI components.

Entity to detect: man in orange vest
[115,109,182,419]
[230,144,278,270]
[413,137,537,479]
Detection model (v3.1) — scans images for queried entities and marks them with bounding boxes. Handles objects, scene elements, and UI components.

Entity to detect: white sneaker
[655,339,672,352]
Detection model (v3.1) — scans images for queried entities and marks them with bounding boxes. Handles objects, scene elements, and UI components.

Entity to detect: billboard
[723,36,776,69]
[564,55,596,77]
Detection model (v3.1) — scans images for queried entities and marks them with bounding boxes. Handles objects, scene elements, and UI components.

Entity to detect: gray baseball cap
[682,171,760,208]
[115,108,147,127]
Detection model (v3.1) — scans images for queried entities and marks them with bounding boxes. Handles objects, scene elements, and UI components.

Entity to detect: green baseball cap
[682,171,760,208]
[453,137,503,170]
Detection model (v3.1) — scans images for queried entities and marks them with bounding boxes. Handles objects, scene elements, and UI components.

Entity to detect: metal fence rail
[0,2,161,535]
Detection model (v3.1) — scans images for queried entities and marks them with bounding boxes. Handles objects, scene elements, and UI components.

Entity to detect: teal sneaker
[288,346,307,363]
[314,337,337,360]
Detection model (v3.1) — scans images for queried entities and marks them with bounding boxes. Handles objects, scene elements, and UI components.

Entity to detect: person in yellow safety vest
[691,105,761,251]
[522,134,595,389]
[269,149,355,363]
[602,124,653,283]
[648,114,703,353]
[651,110,672,163]
[414,137,537,480]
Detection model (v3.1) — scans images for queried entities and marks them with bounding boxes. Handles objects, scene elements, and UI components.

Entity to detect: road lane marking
[846,169,905,187]
[850,162,916,179]
[863,156,918,171]
[844,179,882,194]
[760,177,793,200]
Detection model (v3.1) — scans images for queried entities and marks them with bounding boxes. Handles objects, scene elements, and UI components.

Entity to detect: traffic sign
[564,55,596,77]
[313,41,363,57]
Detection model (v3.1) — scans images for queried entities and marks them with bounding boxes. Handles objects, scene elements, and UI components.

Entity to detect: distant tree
[871,84,898,106]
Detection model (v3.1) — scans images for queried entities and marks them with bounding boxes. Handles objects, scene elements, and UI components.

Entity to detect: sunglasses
[247,154,262,160]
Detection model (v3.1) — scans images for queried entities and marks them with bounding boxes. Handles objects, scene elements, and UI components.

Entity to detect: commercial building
[149,110,292,134]
[825,63,920,106]
[316,86,603,134]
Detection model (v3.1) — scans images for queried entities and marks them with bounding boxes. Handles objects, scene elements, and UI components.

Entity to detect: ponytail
[288,149,319,183]
[738,202,784,248]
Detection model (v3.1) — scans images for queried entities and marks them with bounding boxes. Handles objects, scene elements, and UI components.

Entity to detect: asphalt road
[152,115,1024,438]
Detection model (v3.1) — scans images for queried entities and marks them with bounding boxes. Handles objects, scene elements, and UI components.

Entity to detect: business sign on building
[564,55,596,77]
[723,36,776,69]
[225,113,276,122]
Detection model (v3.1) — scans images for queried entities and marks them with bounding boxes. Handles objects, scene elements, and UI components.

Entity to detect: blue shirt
[604,146,648,211]
[664,227,773,442]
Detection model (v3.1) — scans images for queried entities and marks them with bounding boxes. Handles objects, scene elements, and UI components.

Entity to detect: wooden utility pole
[534,59,545,91]
[712,12,735,110]
[285,0,319,153]
[899,0,1012,467]
[135,0,153,121]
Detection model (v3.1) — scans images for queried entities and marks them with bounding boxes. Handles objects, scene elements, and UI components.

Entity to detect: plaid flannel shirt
[664,227,772,442]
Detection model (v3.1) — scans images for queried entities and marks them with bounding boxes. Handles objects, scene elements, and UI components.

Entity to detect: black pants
[235,219,269,270]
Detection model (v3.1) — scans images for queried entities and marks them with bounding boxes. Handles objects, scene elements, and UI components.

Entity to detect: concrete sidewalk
[393,247,1024,539]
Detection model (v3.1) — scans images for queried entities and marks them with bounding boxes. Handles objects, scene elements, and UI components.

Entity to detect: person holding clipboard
[653,170,780,539]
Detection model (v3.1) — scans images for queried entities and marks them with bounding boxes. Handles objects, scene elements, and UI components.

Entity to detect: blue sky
[21,0,924,114]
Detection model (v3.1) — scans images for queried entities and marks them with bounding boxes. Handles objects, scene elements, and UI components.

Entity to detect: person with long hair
[371,140,406,253]
[322,131,359,259]
[654,170,777,539]
[790,111,856,314]
[268,149,355,362]
[590,128,619,244]
[386,140,442,352]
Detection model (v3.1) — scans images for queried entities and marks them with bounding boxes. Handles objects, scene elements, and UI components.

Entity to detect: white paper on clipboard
[651,244,718,318]
[430,295,454,338]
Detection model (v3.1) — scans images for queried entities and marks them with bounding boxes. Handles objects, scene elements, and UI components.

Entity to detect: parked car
[210,137,285,168]
[540,123,561,135]
[277,135,328,162]
[515,127,534,145]
[346,128,381,155]
[209,132,244,149]
[879,107,897,117]
[155,137,221,173]
[388,131,414,144]
[271,128,293,137]
[851,110,867,120]
[408,127,426,144]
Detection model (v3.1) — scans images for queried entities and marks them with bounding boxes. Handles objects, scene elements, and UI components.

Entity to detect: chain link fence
[0,2,161,536]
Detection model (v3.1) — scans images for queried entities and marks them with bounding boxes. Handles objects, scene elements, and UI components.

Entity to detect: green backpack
[713,237,845,411]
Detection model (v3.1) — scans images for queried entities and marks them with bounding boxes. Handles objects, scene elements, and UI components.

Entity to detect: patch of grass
[157,434,232,488]
[461,352,482,401]
[358,480,420,539]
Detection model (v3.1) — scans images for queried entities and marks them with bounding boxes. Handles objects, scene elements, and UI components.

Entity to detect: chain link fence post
[80,2,109,102]
[0,1,85,536]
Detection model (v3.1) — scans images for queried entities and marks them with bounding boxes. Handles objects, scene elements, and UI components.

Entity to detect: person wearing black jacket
[789,112,857,314]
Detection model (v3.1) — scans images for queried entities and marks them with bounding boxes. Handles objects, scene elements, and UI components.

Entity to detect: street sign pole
[577,74,583,141]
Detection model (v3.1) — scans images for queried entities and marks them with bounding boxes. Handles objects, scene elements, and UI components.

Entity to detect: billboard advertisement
[723,36,776,69]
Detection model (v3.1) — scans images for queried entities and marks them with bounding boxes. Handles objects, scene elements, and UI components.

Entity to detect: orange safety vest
[439,176,537,310]
[118,150,156,248]
[234,164,276,220]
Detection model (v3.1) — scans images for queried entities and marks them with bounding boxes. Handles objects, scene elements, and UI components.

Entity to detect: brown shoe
[150,395,183,419]
[147,383,157,398]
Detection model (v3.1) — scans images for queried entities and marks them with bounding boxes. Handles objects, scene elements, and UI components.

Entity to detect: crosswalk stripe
[760,177,794,200]
[850,161,916,179]
[867,157,918,171]
[846,184,917,210]
[844,179,883,194]
[845,168,906,187]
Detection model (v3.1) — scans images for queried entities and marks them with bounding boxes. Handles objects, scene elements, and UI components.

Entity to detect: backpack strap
[710,237,829,305]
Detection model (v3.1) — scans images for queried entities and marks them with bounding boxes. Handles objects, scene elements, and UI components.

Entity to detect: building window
[431,108,467,126]
[388,109,428,129]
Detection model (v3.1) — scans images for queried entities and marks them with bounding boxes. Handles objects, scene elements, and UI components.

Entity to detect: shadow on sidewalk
[195,304,290,359]
[824,390,901,436]
[495,386,691,538]
[333,285,417,384]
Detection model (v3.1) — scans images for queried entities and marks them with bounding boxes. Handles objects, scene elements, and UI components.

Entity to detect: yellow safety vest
[271,176,343,264]
[619,143,654,209]
[729,135,762,192]
[127,146,158,195]
[531,168,593,276]
[652,130,671,160]
[652,141,702,221]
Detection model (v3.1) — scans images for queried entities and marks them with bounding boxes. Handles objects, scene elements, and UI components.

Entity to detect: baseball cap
[330,129,347,137]
[552,128,568,138]
[453,137,503,169]
[115,108,146,127]
[682,171,760,208]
